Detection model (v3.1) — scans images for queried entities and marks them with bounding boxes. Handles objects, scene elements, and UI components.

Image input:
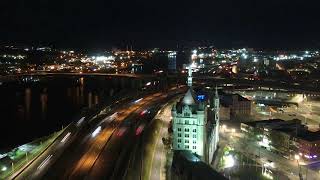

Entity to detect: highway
[13,86,186,180]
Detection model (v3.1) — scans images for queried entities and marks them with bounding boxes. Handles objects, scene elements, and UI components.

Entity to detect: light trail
[61,132,71,143]
[92,126,102,137]
[76,117,86,127]
[37,155,53,170]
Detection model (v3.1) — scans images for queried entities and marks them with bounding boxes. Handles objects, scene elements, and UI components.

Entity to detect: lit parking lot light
[1,166,7,171]
[224,155,235,168]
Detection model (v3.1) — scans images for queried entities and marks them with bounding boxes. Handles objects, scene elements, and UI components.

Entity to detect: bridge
[2,73,320,95]
[0,72,183,94]
[193,76,320,96]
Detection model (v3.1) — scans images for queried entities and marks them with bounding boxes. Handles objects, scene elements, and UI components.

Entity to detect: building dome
[182,89,196,105]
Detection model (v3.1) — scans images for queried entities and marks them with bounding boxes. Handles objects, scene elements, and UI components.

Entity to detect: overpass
[193,76,320,96]
[0,72,182,94]
[2,73,320,95]
[0,72,153,80]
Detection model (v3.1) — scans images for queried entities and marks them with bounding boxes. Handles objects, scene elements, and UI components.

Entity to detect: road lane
[14,87,187,180]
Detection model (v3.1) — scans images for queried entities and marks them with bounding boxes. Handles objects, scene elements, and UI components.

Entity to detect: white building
[172,66,220,163]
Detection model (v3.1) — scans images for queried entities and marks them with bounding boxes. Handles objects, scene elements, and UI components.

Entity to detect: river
[0,76,125,150]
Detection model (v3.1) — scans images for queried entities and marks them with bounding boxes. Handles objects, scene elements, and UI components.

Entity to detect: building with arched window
[172,66,220,163]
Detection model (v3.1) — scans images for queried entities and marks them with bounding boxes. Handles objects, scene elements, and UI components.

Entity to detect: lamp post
[294,154,302,178]
[231,128,236,133]
[222,124,226,133]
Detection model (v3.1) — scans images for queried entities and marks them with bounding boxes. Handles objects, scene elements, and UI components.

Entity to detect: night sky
[1,0,320,49]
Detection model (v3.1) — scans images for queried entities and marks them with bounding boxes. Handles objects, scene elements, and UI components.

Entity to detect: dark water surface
[0,76,124,150]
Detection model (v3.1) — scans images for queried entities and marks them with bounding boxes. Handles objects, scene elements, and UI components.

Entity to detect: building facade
[172,66,219,163]
[168,52,177,72]
[171,150,227,180]
[241,119,320,162]
[220,94,251,120]
[207,87,220,163]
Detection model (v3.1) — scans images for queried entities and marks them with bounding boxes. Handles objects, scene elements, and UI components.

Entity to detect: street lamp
[295,154,302,177]
[222,124,227,133]
[1,166,7,171]
[224,154,235,168]
[231,128,236,133]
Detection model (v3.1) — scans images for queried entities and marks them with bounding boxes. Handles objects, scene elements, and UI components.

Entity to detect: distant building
[171,150,227,180]
[131,63,143,73]
[220,94,251,120]
[176,50,190,70]
[172,66,219,163]
[241,119,320,162]
[168,52,177,72]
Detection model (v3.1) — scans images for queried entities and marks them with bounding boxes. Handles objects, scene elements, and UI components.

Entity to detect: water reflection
[25,88,31,120]
[40,88,48,120]
[88,92,92,109]
[0,76,118,150]
[94,95,98,105]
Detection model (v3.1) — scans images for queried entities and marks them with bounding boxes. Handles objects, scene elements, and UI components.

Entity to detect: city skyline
[2,1,320,180]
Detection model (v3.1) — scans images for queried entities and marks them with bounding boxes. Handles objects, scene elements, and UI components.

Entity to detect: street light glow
[1,166,7,171]
[224,155,235,168]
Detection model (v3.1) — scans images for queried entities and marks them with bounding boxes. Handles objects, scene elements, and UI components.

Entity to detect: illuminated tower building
[172,66,220,163]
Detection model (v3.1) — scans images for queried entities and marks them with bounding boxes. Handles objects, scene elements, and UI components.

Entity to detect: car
[283,155,289,159]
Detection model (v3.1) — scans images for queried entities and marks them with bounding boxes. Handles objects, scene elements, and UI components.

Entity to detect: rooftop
[220,93,250,107]
[297,131,320,142]
[172,150,227,180]
[182,88,197,105]
[243,119,320,142]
